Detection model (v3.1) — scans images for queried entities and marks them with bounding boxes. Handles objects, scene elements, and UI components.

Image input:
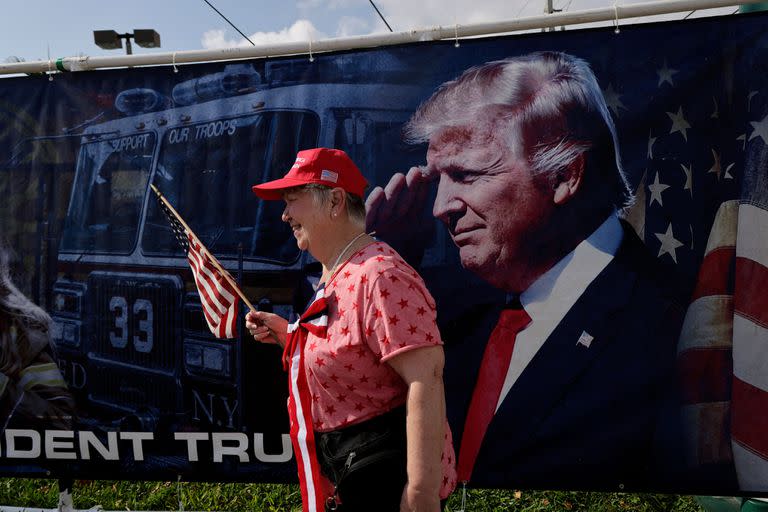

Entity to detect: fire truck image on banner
[1,10,768,495]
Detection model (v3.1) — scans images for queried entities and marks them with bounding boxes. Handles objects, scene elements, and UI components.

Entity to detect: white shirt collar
[496,213,624,411]
[519,213,624,322]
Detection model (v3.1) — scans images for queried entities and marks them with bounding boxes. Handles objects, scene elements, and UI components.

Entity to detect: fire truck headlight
[185,344,203,368]
[50,281,86,350]
[51,285,84,318]
[203,346,225,372]
[184,340,231,377]
[51,319,81,348]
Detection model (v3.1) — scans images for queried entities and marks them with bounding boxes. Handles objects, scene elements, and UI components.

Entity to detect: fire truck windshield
[60,134,156,254]
[142,110,318,263]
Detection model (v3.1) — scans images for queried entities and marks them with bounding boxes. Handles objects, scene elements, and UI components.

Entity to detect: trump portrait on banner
[366,51,686,490]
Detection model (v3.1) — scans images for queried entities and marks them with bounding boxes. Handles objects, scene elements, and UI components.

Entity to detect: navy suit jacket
[442,223,686,491]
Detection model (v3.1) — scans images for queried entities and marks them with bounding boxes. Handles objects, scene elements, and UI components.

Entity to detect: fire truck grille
[89,273,182,373]
[89,364,180,413]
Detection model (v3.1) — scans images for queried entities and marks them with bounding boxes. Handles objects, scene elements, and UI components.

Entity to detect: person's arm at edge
[387,345,446,512]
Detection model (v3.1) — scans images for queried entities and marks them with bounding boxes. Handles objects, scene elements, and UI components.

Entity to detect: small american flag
[154,185,241,339]
[576,331,594,349]
[320,169,338,183]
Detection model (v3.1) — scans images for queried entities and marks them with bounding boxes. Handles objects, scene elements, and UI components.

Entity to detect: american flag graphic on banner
[154,187,241,339]
[594,31,768,491]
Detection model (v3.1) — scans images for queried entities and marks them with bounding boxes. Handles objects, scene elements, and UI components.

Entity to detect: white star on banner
[680,164,693,196]
[603,83,627,117]
[749,114,768,145]
[647,130,657,159]
[667,107,691,142]
[648,171,670,207]
[737,133,747,150]
[725,163,735,180]
[657,60,678,87]
[707,149,722,180]
[655,223,684,263]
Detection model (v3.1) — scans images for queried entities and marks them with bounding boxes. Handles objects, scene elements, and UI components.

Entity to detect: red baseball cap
[251,148,367,200]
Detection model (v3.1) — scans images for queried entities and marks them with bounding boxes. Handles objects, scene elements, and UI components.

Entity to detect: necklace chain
[328,231,368,277]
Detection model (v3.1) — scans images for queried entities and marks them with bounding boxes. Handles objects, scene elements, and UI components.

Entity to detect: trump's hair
[405,51,633,211]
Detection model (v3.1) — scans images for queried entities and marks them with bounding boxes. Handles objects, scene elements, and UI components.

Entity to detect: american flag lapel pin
[576,331,594,348]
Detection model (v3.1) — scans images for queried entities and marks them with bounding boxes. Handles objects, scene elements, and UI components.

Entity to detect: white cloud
[201,0,741,51]
[201,29,234,49]
[201,19,326,49]
[336,16,370,37]
[375,0,540,32]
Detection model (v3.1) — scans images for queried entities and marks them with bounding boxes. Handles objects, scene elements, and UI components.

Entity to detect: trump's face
[428,118,557,292]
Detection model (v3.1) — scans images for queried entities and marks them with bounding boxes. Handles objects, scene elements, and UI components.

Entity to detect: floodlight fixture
[93,29,161,55]
[93,30,123,50]
[133,29,161,48]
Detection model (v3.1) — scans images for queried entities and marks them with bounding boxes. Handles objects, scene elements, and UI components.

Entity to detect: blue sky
[1,0,739,63]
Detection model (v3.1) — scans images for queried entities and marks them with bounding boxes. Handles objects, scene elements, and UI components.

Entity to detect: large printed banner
[1,11,767,495]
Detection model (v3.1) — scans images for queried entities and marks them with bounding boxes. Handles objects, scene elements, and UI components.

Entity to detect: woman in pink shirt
[246,148,455,512]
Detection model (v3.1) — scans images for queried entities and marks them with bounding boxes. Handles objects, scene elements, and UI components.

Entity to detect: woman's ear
[330,187,346,217]
[553,153,585,205]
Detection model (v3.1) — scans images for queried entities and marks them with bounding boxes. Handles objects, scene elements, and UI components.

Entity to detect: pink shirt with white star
[303,241,457,497]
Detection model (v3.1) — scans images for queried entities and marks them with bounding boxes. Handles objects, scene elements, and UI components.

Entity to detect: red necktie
[456,305,531,483]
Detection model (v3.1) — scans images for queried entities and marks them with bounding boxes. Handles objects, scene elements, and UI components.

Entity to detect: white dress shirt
[496,213,624,412]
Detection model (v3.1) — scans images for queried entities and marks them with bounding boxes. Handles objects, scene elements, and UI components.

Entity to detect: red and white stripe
[732,203,768,490]
[678,200,768,491]
[187,234,240,339]
[285,287,330,512]
[678,200,737,469]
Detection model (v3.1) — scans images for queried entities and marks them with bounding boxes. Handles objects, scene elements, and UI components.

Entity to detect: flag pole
[150,184,256,312]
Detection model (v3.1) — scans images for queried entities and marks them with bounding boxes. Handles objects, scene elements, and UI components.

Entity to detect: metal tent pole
[57,479,74,512]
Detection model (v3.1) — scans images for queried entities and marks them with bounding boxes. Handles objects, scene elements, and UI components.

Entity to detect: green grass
[0,479,707,511]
